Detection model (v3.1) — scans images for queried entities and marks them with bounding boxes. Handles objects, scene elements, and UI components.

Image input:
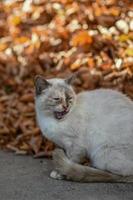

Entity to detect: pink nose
[63,105,67,110]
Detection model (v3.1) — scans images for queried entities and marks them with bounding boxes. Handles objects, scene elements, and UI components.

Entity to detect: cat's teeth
[54,109,69,120]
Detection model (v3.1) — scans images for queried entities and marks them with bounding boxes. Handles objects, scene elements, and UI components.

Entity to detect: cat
[35,74,133,182]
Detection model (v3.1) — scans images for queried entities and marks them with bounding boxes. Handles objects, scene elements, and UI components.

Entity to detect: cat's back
[75,88,133,145]
[77,89,133,109]
[75,88,133,123]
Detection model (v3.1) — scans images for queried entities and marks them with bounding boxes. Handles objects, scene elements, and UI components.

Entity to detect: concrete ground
[0,151,133,200]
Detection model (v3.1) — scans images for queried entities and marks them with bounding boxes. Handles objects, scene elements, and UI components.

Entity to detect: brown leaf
[20,94,33,102]
[29,136,42,154]
[0,0,132,157]
[96,15,118,27]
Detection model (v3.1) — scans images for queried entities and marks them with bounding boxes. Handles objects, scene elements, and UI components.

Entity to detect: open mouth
[54,109,69,120]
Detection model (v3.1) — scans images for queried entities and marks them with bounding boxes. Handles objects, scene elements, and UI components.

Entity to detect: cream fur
[35,79,133,177]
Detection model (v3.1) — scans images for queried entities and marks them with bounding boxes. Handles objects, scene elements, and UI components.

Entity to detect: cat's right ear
[34,75,51,95]
[65,72,78,85]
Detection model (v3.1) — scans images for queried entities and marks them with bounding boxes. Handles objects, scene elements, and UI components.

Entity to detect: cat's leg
[50,148,68,180]
[50,146,86,180]
[66,145,87,163]
[52,148,121,182]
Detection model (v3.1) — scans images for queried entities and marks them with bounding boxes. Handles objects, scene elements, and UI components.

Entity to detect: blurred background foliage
[0,0,132,157]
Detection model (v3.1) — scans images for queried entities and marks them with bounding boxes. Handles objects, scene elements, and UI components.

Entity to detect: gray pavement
[0,151,133,200]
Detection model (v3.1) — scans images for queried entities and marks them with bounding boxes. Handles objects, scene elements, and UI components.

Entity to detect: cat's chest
[37,109,87,149]
[37,114,68,146]
[38,115,57,136]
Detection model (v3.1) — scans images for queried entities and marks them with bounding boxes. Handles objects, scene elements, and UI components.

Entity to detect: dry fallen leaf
[29,135,42,154]
[0,0,132,156]
[0,43,8,51]
[71,31,93,47]
[70,59,81,71]
[125,48,133,57]
[8,15,22,26]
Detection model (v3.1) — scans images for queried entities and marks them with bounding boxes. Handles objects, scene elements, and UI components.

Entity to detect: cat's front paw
[50,170,64,180]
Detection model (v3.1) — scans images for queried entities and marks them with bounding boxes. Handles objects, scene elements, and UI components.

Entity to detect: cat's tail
[53,149,133,183]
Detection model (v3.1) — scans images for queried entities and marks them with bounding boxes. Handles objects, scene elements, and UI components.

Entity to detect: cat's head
[34,74,76,120]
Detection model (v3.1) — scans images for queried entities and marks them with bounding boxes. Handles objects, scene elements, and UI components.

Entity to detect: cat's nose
[62,105,68,110]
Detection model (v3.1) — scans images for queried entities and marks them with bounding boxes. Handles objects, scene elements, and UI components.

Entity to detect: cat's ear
[34,75,51,95]
[65,73,77,85]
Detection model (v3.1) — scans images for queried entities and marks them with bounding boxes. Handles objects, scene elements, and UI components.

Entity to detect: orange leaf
[100,62,112,70]
[9,15,22,26]
[0,43,8,52]
[25,45,35,54]
[14,36,30,44]
[9,26,21,37]
[110,7,120,16]
[70,59,81,70]
[71,31,93,47]
[57,27,69,39]
[87,58,95,68]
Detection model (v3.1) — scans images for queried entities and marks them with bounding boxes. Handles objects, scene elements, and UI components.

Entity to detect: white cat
[35,74,133,182]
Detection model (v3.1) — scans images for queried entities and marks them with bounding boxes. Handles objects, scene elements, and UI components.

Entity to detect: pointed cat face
[35,75,76,120]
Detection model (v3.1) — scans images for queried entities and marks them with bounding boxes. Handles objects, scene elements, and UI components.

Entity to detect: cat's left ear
[34,75,51,95]
[65,73,77,85]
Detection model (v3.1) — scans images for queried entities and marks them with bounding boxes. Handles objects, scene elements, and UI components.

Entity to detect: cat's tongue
[54,110,68,120]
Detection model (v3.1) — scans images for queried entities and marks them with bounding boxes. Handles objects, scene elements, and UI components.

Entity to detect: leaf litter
[0,0,133,157]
